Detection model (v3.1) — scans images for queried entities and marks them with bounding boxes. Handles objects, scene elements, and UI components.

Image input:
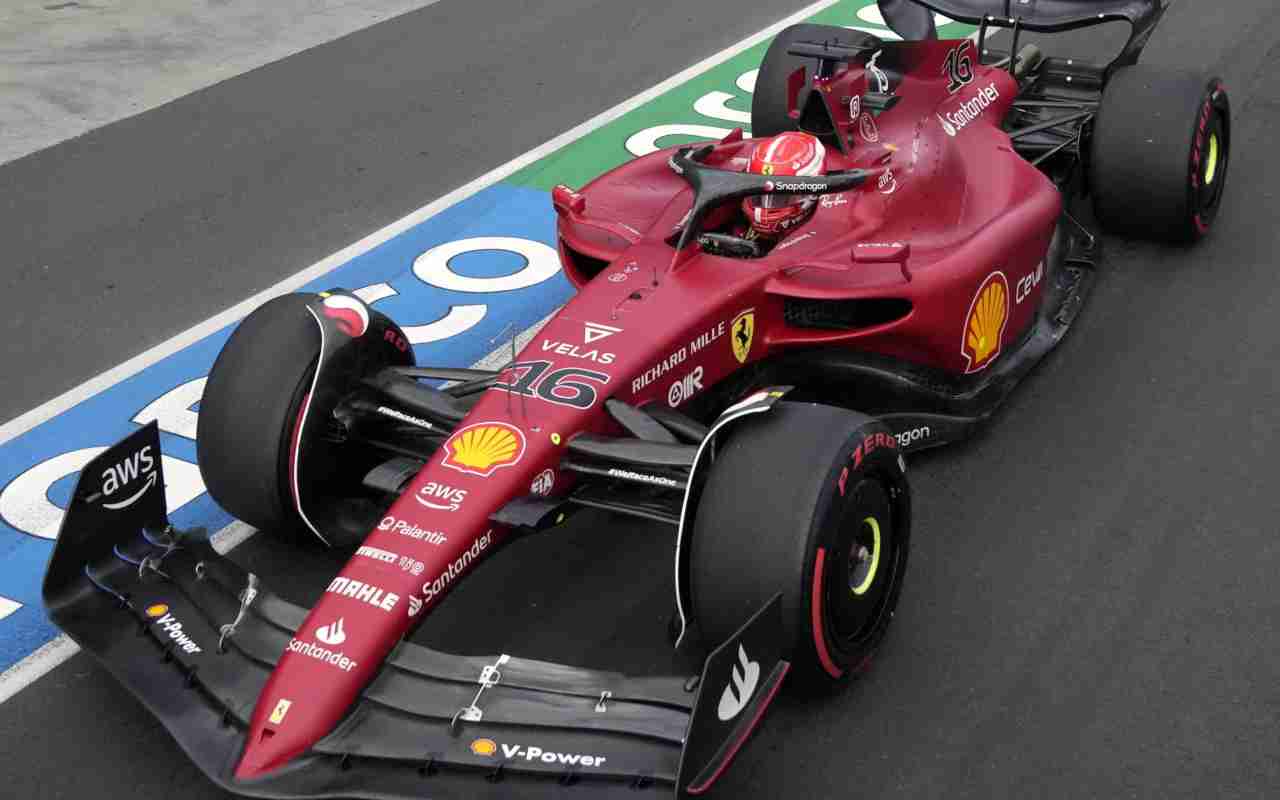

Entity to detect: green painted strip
[508,0,973,191]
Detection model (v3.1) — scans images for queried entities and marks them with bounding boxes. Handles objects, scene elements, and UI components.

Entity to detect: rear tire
[689,402,911,686]
[1090,66,1230,243]
[751,24,883,137]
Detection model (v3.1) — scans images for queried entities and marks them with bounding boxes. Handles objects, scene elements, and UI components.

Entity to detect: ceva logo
[716,644,761,721]
[100,444,157,510]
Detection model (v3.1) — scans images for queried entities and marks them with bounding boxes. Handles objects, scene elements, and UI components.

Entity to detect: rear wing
[884,0,1170,69]
[42,423,789,799]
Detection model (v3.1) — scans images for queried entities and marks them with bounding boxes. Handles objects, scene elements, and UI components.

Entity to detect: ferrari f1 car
[44,1,1229,797]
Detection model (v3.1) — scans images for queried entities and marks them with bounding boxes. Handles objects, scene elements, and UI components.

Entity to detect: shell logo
[961,271,1010,373]
[319,293,370,338]
[144,603,169,619]
[470,738,498,757]
[440,422,526,477]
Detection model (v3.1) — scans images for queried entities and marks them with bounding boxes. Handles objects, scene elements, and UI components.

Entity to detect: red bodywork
[236,39,1061,777]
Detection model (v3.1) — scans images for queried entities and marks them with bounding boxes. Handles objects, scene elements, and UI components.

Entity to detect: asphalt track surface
[3,1,1280,798]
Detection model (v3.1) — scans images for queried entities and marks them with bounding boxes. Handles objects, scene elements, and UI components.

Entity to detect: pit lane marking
[0,0,851,704]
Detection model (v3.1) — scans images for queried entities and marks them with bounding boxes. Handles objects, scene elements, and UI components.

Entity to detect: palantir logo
[716,644,760,721]
[100,444,157,510]
[315,617,347,646]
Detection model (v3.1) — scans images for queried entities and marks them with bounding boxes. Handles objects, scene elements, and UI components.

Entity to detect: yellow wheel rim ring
[1204,132,1220,186]
[851,517,882,596]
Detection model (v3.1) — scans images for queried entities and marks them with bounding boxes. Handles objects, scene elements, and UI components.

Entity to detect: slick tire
[751,24,884,137]
[198,294,321,538]
[689,402,911,687]
[1090,66,1230,243]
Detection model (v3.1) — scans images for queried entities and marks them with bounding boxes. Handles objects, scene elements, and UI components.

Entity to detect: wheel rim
[1204,132,1220,186]
[1192,89,1229,234]
[848,516,882,596]
[826,478,897,644]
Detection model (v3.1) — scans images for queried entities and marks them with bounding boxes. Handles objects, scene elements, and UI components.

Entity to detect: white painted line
[0,636,76,705]
[0,0,846,702]
[0,596,21,621]
[0,0,841,448]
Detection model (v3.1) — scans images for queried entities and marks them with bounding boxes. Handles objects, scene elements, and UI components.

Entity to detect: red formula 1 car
[44,1,1229,798]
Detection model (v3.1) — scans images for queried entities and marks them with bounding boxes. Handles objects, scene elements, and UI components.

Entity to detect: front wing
[42,423,788,799]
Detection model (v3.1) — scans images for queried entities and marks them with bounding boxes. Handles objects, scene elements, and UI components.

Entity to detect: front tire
[198,294,320,536]
[1090,66,1230,243]
[688,402,911,686]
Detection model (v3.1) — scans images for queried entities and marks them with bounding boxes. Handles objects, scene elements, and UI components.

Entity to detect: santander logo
[938,82,1001,137]
[716,644,761,721]
[315,618,347,646]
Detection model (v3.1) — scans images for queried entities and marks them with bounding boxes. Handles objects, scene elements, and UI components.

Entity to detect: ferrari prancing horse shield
[731,309,755,364]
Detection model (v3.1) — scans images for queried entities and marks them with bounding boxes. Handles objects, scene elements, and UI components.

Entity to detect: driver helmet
[743,131,827,237]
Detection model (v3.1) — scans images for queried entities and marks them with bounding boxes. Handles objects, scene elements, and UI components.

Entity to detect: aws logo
[100,445,157,510]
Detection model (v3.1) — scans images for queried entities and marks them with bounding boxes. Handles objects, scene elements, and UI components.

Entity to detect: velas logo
[440,422,526,477]
[315,617,346,646]
[717,644,760,721]
[731,309,755,364]
[319,293,370,337]
[961,271,1010,373]
[583,321,621,343]
[100,444,157,511]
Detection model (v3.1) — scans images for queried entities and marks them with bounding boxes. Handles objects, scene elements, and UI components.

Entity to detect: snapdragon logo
[764,180,826,193]
[938,82,1001,137]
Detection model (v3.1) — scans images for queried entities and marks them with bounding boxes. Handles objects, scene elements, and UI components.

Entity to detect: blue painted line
[0,183,569,672]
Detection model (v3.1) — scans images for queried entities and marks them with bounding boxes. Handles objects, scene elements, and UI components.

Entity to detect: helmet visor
[755,193,808,210]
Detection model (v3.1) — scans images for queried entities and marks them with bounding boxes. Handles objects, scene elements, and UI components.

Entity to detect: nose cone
[235,616,392,779]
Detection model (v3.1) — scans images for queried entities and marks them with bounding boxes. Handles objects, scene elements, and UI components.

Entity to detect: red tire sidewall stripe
[811,546,844,679]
